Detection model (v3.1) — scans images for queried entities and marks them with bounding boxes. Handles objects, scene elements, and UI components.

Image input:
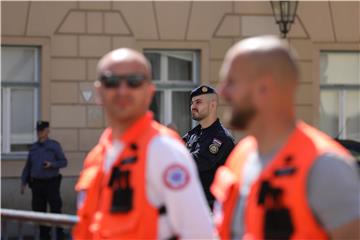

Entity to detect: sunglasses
[100,73,148,88]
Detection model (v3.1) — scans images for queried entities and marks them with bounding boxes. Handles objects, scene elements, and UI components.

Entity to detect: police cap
[36,121,49,131]
[190,85,217,99]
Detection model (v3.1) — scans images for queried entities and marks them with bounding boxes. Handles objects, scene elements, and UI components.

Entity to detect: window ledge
[1,153,28,161]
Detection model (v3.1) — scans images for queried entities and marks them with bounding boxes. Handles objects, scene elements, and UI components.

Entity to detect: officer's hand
[20,185,26,195]
[43,161,51,169]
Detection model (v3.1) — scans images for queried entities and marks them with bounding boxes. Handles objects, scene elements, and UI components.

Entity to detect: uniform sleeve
[21,153,32,185]
[307,153,360,230]
[147,135,216,239]
[50,142,68,169]
[215,137,235,166]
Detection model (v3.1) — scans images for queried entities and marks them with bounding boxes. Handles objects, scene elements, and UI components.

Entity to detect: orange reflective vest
[211,122,351,240]
[73,112,179,239]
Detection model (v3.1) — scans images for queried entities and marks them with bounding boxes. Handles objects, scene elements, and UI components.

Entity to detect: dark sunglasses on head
[100,73,148,88]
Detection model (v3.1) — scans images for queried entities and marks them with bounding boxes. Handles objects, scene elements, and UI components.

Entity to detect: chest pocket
[31,146,55,159]
[100,155,147,238]
[29,147,54,168]
[195,137,223,172]
[45,147,57,159]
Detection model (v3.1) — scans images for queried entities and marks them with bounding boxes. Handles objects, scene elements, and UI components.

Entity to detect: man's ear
[207,94,215,110]
[211,99,216,109]
[258,76,269,95]
[147,83,156,105]
[253,75,270,107]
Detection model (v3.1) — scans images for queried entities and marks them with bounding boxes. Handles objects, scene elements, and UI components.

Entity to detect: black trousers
[31,176,64,240]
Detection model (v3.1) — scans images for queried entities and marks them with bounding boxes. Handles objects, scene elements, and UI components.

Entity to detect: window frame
[1,44,42,158]
[319,50,360,140]
[144,49,200,133]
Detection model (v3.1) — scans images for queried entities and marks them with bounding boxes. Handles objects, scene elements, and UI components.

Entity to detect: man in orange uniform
[211,36,359,239]
[73,48,215,239]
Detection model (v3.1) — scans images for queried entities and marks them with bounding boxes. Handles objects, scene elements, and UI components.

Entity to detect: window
[144,50,200,136]
[319,51,360,141]
[1,46,40,154]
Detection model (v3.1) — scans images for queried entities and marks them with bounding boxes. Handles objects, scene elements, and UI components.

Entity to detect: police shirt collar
[37,138,50,145]
[201,118,221,131]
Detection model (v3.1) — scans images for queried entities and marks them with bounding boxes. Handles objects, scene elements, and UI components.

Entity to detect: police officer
[21,121,67,240]
[183,85,235,209]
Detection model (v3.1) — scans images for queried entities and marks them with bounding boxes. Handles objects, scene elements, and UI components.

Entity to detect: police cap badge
[190,85,217,99]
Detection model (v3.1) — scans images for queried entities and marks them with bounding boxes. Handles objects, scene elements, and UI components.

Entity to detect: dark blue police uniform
[21,121,67,240]
[183,85,235,209]
[183,119,235,209]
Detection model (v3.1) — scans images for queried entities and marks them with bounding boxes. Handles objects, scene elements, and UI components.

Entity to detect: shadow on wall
[1,176,78,214]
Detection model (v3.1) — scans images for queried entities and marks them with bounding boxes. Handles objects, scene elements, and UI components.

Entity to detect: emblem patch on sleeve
[209,138,222,154]
[163,164,190,190]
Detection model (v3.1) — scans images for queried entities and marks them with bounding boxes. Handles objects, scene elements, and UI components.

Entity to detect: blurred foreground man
[211,36,360,239]
[21,121,67,240]
[73,48,215,239]
[183,85,234,209]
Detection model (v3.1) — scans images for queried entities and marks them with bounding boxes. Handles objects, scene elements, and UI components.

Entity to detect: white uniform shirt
[103,134,216,239]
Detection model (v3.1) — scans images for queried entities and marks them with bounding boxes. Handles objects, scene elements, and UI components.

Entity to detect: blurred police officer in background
[73,48,215,239]
[21,121,68,240]
[183,85,235,209]
[211,35,360,239]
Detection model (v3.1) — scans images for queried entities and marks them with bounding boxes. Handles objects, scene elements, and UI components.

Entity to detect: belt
[31,175,60,182]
